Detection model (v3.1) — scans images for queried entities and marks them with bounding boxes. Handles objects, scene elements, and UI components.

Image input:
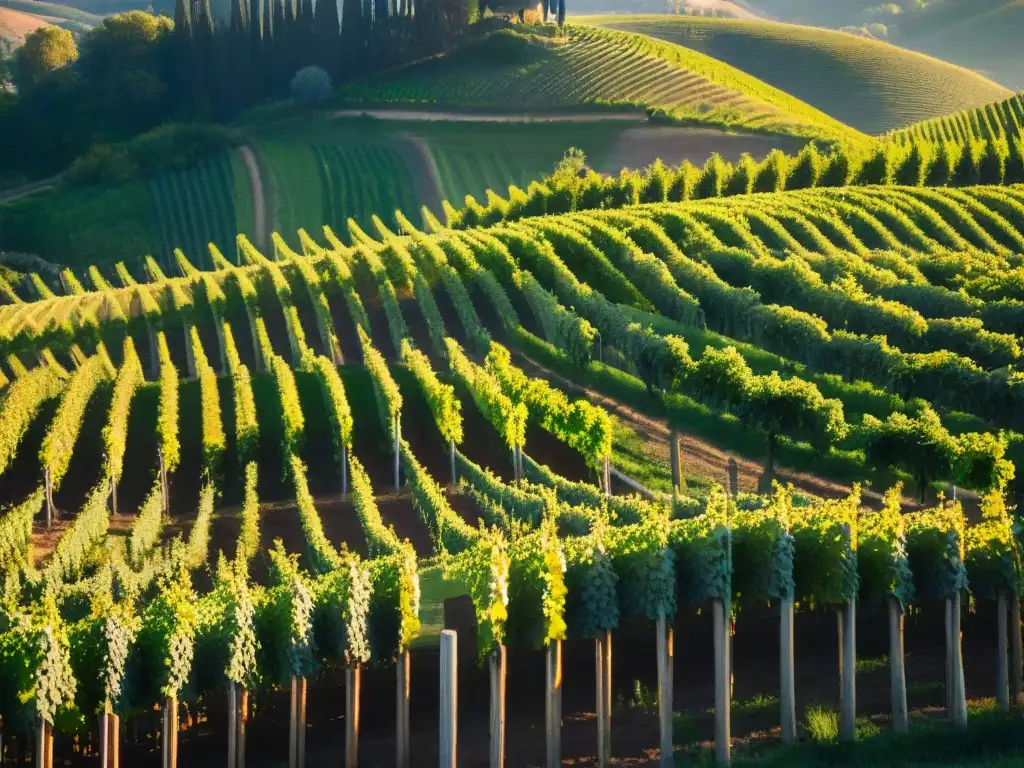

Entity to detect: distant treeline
[0,0,475,177]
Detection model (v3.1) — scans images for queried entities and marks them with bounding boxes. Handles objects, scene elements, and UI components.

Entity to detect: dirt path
[512,350,934,512]
[332,108,648,123]
[237,145,267,249]
[0,174,61,204]
[398,133,446,225]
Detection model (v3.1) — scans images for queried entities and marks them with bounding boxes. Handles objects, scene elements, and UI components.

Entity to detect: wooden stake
[952,592,968,728]
[228,682,237,768]
[170,697,178,768]
[546,640,562,768]
[604,454,612,498]
[158,449,168,515]
[888,598,908,734]
[1012,595,1023,707]
[346,665,361,768]
[110,474,118,516]
[595,634,609,768]
[297,677,307,768]
[99,712,109,768]
[780,599,797,744]
[35,718,44,768]
[396,650,410,768]
[841,600,856,743]
[490,644,506,768]
[238,689,247,768]
[289,675,298,768]
[440,630,457,768]
[669,427,681,494]
[44,467,53,528]
[713,599,731,763]
[998,590,1010,712]
[45,723,53,768]
[182,322,196,379]
[342,446,348,497]
[603,630,613,766]
[945,598,954,716]
[656,615,673,767]
[394,417,401,491]
[111,712,120,768]
[451,440,457,486]
[247,307,262,373]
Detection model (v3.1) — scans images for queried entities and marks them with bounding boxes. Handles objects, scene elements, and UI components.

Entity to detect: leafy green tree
[724,152,756,196]
[11,27,78,93]
[1006,136,1024,184]
[694,153,729,199]
[952,139,982,186]
[740,372,848,476]
[819,147,857,187]
[924,140,958,186]
[894,140,928,187]
[863,404,960,503]
[785,143,821,190]
[856,141,896,185]
[979,137,1007,185]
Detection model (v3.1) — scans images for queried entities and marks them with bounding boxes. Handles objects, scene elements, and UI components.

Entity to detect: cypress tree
[753,148,788,193]
[894,140,927,187]
[694,153,729,199]
[723,153,756,196]
[952,139,982,186]
[1006,136,1024,184]
[785,143,821,190]
[924,141,957,186]
[315,0,342,76]
[819,148,856,188]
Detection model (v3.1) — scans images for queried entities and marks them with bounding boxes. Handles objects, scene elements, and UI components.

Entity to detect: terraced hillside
[583,14,1013,134]
[894,93,1024,144]
[0,178,1022,767]
[338,27,862,143]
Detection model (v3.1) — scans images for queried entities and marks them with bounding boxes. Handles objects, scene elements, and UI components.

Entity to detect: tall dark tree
[175,0,193,36]
[556,0,565,25]
[314,0,342,76]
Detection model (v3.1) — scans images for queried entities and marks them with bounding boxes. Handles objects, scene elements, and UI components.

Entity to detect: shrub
[979,137,1007,185]
[724,153,756,196]
[804,705,839,743]
[924,141,958,186]
[753,149,788,194]
[952,139,983,186]
[894,140,928,187]
[290,66,332,101]
[694,153,730,199]
[819,148,857,187]
[786,143,822,190]
[857,142,896,185]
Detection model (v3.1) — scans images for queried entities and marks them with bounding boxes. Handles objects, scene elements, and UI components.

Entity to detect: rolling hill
[582,14,1013,134]
[893,92,1024,144]
[337,27,863,144]
[0,5,49,44]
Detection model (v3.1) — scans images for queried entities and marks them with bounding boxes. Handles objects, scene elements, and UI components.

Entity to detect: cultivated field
[582,14,1013,134]
[1,174,1023,765]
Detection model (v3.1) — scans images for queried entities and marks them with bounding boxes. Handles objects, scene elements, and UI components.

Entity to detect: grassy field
[338,26,862,143]
[582,14,1013,134]
[0,113,806,268]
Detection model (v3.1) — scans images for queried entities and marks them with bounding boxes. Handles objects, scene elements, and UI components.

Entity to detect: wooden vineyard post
[35,717,44,768]
[546,640,562,768]
[713,599,731,764]
[162,697,179,768]
[451,441,456,486]
[780,599,797,744]
[440,630,457,768]
[840,600,856,743]
[396,650,410,768]
[341,446,348,497]
[1012,595,1023,707]
[111,712,120,768]
[595,630,612,767]
[289,676,298,768]
[110,473,118,517]
[346,665,361,768]
[888,598,909,733]
[158,449,169,515]
[945,598,953,716]
[247,308,262,373]
[183,322,196,379]
[998,590,1010,712]
[238,689,247,768]
[951,591,968,727]
[726,459,738,498]
[99,712,109,768]
[394,417,401,491]
[214,321,227,375]
[490,644,506,768]
[44,467,54,528]
[228,683,237,768]
[669,427,682,494]
[656,614,673,767]
[298,677,307,768]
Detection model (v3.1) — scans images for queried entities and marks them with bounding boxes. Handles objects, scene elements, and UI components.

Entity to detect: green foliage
[304,353,353,459]
[857,485,914,609]
[446,338,527,452]
[790,487,860,606]
[191,328,226,483]
[156,331,180,473]
[401,341,463,446]
[0,489,44,575]
[0,363,65,476]
[358,325,402,444]
[259,545,316,682]
[906,502,968,601]
[103,337,145,485]
[289,454,342,574]
[40,351,114,490]
[235,463,261,569]
[69,590,136,717]
[127,479,165,569]
[185,485,215,570]
[223,322,259,466]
